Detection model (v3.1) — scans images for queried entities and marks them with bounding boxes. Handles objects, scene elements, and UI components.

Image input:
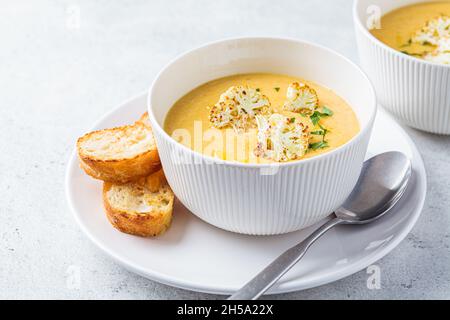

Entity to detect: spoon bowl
[229,151,412,300]
[336,151,412,224]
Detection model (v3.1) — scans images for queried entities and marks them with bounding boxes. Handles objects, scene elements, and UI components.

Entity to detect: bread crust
[102,181,173,237]
[77,119,160,183]
[136,112,151,128]
[77,113,174,237]
[78,147,161,183]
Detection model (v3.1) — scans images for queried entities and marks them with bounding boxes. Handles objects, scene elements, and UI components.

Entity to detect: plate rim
[65,92,427,295]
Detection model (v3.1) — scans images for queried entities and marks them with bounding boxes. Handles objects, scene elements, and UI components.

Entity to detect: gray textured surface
[0,0,449,300]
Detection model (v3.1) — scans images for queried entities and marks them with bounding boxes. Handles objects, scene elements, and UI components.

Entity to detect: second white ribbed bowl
[354,0,450,134]
[148,37,376,235]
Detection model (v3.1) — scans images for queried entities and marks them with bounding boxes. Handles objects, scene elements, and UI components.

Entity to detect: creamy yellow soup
[164,73,359,163]
[370,1,450,61]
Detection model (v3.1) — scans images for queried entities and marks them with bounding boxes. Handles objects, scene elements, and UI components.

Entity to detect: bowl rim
[147,36,377,168]
[353,0,450,69]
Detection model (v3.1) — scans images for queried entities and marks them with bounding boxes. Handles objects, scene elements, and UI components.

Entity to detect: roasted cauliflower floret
[438,37,450,53]
[283,82,319,114]
[425,37,450,64]
[209,86,272,131]
[410,15,450,64]
[412,15,450,46]
[254,114,310,162]
[425,51,450,65]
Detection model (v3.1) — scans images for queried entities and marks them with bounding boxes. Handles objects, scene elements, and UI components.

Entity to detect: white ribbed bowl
[354,0,450,134]
[148,37,376,235]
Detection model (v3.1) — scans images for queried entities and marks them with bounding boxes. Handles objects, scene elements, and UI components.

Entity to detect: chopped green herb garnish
[289,117,296,123]
[256,88,260,92]
[274,87,280,92]
[401,39,412,48]
[321,106,333,116]
[309,107,334,126]
[308,109,331,151]
[309,141,329,150]
[310,111,321,126]
[311,124,328,139]
[401,51,427,57]
[318,123,328,133]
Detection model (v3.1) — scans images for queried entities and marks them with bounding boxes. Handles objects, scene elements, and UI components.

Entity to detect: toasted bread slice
[103,170,174,237]
[77,114,160,183]
[136,112,151,129]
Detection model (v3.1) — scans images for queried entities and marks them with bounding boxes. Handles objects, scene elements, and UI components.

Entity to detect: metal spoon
[229,151,412,300]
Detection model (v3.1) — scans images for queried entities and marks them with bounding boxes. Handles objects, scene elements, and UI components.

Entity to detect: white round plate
[66,93,426,295]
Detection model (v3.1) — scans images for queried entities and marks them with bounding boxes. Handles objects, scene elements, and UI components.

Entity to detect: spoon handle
[228,216,343,300]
